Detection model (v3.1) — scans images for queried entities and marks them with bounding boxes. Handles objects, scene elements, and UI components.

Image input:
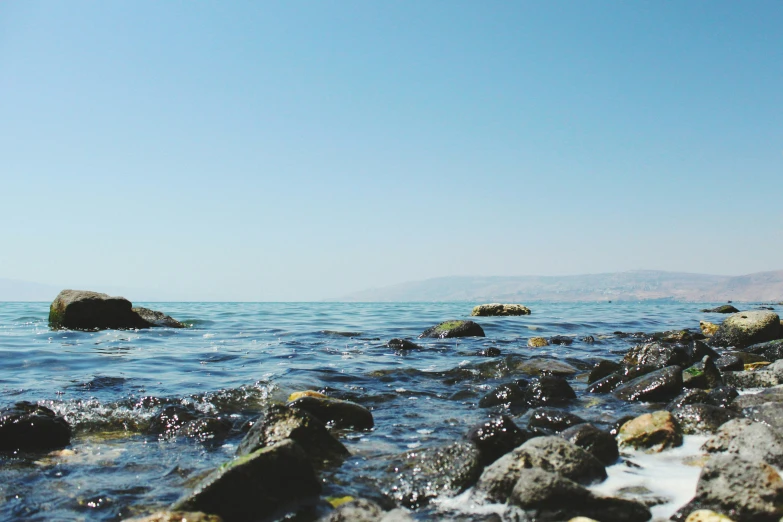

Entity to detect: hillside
[335,270,783,302]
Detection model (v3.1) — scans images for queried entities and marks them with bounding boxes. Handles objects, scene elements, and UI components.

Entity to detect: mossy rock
[528,337,549,348]
[419,320,485,339]
[471,303,531,316]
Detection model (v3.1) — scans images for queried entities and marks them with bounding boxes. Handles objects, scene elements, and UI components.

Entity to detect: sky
[1,1,781,301]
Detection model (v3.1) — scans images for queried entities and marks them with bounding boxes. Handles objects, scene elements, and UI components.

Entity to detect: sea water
[0,301,772,520]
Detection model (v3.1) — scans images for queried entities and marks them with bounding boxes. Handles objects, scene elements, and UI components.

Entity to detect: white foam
[590,435,709,520]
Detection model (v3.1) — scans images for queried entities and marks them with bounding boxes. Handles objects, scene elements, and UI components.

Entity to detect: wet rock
[515,358,577,376]
[479,382,527,408]
[582,335,596,343]
[476,347,502,357]
[125,512,223,522]
[508,468,650,522]
[549,335,573,345]
[700,321,720,337]
[471,303,531,316]
[612,366,683,402]
[527,407,585,433]
[181,417,233,443]
[741,402,783,435]
[49,289,163,330]
[475,436,607,502]
[0,402,71,452]
[148,405,199,437]
[419,320,485,339]
[702,419,783,467]
[236,404,348,466]
[617,411,683,452]
[672,404,739,434]
[622,342,690,368]
[668,389,712,410]
[321,330,363,337]
[683,356,724,390]
[288,396,374,430]
[587,364,659,394]
[723,359,783,389]
[588,360,621,384]
[527,337,549,348]
[524,376,576,407]
[559,423,619,466]
[467,415,533,466]
[710,311,781,348]
[132,307,185,328]
[702,305,740,314]
[747,339,783,362]
[714,354,744,371]
[672,454,783,522]
[653,330,694,343]
[725,350,768,364]
[387,339,423,351]
[384,441,482,509]
[173,439,320,522]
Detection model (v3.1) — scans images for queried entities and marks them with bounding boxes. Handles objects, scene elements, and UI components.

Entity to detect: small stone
[467,415,532,465]
[528,337,549,348]
[700,321,720,337]
[476,347,502,357]
[672,404,739,434]
[617,411,683,452]
[684,510,734,522]
[588,360,622,384]
[527,407,585,433]
[524,375,577,407]
[549,335,574,345]
[560,423,619,466]
[387,338,424,351]
[479,382,527,408]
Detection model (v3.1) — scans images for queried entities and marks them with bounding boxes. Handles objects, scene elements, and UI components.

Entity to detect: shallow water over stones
[0,300,781,520]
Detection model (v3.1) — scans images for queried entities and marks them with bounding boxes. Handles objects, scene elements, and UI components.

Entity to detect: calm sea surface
[0,301,771,520]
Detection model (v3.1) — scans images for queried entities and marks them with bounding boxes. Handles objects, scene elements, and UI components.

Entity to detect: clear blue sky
[1,1,781,300]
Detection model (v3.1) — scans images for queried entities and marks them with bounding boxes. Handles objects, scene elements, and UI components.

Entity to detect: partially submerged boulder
[702,305,740,314]
[0,402,71,452]
[287,395,374,430]
[710,311,780,348]
[471,303,531,316]
[49,289,184,330]
[172,439,320,522]
[419,320,485,339]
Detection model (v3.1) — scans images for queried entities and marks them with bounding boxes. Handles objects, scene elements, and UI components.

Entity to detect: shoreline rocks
[709,310,780,348]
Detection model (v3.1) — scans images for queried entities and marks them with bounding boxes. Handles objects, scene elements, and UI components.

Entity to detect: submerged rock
[475,436,607,502]
[515,358,578,376]
[617,411,683,452]
[471,303,531,316]
[419,320,485,339]
[236,404,348,466]
[559,423,619,466]
[383,441,482,509]
[173,439,320,522]
[612,365,683,402]
[672,454,783,522]
[702,419,783,467]
[0,402,71,452]
[479,382,527,408]
[467,415,533,466]
[287,395,374,430]
[702,305,740,314]
[549,335,574,345]
[508,468,650,522]
[49,289,183,330]
[710,311,781,348]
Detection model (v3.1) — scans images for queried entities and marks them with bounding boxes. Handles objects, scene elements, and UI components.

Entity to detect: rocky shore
[2,297,783,521]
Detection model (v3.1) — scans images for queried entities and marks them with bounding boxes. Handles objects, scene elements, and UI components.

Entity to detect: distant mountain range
[335,270,783,302]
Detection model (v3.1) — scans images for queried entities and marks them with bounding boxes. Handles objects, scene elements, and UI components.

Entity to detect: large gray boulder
[471,303,531,316]
[710,311,780,348]
[702,419,783,467]
[475,436,606,502]
[672,454,783,522]
[49,289,183,330]
[172,439,321,522]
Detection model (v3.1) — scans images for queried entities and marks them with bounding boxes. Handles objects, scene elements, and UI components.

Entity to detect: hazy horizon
[2,2,781,301]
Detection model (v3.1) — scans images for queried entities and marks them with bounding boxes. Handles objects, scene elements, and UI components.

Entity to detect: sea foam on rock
[471,303,531,316]
[49,289,183,330]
